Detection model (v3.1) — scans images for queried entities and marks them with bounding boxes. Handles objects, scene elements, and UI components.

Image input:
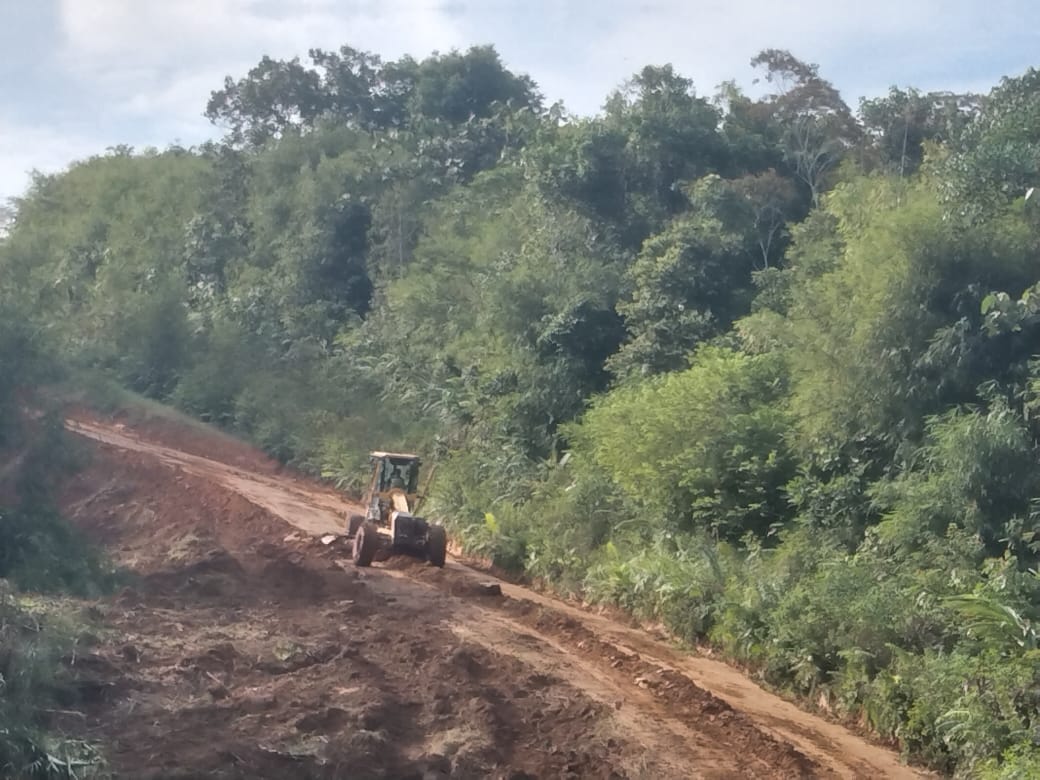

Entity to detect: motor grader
[346,452,447,568]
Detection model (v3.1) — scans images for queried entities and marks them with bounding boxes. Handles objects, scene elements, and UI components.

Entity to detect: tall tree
[859,87,981,176]
[309,46,404,128]
[394,45,541,124]
[206,56,328,145]
[605,65,728,239]
[750,49,859,205]
[724,170,802,269]
[939,68,1040,218]
[207,45,540,148]
[610,175,758,377]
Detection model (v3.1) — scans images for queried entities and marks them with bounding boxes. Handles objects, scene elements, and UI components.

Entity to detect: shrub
[0,589,110,779]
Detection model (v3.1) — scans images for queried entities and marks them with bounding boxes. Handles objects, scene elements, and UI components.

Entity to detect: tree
[309,45,404,128]
[610,175,760,377]
[526,65,733,248]
[207,44,540,148]
[872,405,1039,556]
[939,68,1040,218]
[523,117,630,228]
[234,127,377,345]
[206,55,328,145]
[575,345,794,541]
[11,47,1040,776]
[605,65,729,240]
[395,45,541,124]
[751,49,859,205]
[357,169,622,461]
[725,170,802,269]
[715,80,786,176]
[859,87,981,176]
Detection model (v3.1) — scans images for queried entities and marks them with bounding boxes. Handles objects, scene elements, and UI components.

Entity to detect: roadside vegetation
[4,44,1040,775]
[0,305,115,777]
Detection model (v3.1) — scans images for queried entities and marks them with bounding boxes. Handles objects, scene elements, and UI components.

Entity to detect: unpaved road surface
[58,416,930,779]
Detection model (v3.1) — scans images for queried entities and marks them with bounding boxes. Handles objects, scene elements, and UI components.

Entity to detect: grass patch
[52,370,242,441]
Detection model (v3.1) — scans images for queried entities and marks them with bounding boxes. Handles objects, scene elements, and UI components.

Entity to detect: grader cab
[346,452,447,568]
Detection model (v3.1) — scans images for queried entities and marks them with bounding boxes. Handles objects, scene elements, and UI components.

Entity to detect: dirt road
[60,417,929,779]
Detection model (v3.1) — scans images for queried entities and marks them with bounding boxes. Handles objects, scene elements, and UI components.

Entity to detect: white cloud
[46,0,1040,124]
[525,0,998,114]
[50,0,468,141]
[2,0,1037,202]
[0,120,102,204]
[0,0,472,200]
[57,0,466,73]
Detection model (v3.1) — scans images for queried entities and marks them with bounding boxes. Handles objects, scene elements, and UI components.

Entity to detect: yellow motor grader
[346,452,447,568]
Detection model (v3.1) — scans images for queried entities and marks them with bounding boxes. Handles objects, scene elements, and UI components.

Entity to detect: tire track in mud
[66,416,929,779]
[58,441,638,779]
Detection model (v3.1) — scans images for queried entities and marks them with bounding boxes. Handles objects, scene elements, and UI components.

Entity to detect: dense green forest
[5,43,1040,776]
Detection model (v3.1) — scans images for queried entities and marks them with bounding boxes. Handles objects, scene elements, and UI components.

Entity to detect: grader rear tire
[353,522,379,567]
[426,525,447,568]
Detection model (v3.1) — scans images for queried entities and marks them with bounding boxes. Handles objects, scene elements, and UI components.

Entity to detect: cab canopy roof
[370,451,421,461]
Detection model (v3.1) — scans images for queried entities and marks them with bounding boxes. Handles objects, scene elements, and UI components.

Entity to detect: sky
[2,0,1038,203]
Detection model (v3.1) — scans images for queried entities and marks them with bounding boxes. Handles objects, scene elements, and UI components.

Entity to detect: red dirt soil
[52,415,933,779]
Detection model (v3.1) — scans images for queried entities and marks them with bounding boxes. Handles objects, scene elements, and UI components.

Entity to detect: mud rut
[56,418,931,779]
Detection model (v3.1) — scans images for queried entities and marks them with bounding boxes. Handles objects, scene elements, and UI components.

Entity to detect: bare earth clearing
[54,415,932,779]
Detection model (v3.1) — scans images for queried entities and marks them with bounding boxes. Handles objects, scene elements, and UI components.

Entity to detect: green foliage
[945,592,1040,653]
[168,317,253,424]
[0,299,116,597]
[578,346,793,541]
[0,410,116,595]
[979,744,1040,780]
[609,176,760,376]
[939,68,1040,218]
[872,405,1040,555]
[208,44,540,147]
[859,87,981,175]
[584,534,734,640]
[0,298,113,774]
[895,648,1040,775]
[784,177,949,452]
[0,499,117,598]
[109,276,192,397]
